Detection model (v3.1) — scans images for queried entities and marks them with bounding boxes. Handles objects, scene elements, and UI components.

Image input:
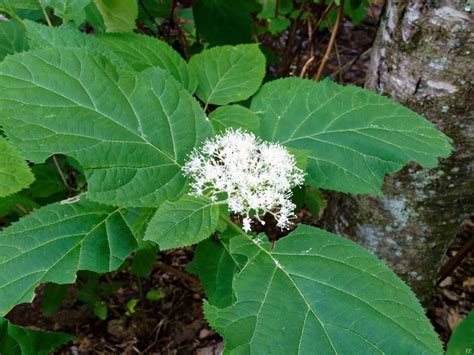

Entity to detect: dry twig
[314,0,344,81]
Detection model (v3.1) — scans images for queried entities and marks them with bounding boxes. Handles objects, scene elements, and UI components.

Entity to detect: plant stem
[52,155,72,191]
[437,233,474,284]
[314,0,344,81]
[314,0,334,30]
[136,275,145,305]
[41,4,52,27]
[219,213,247,238]
[155,261,200,287]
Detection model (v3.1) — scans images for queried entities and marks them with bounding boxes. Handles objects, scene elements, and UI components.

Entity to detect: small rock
[439,276,453,287]
[199,328,212,339]
[197,342,224,355]
[447,310,462,330]
[442,289,458,301]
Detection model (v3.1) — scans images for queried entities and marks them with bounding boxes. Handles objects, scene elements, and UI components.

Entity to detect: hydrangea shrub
[0,14,453,354]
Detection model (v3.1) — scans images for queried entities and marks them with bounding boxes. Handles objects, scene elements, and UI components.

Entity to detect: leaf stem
[154,261,200,287]
[136,275,145,305]
[41,4,53,27]
[219,213,247,238]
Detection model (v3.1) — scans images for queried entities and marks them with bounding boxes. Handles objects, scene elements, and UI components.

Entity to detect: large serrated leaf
[42,0,91,24]
[25,20,90,48]
[0,20,27,61]
[188,233,243,308]
[0,47,212,207]
[0,196,151,315]
[205,224,443,354]
[0,138,34,198]
[251,78,452,195]
[0,317,73,355]
[93,0,138,32]
[144,196,220,250]
[190,44,266,106]
[96,33,197,93]
[0,0,41,11]
[447,311,474,355]
[25,22,196,93]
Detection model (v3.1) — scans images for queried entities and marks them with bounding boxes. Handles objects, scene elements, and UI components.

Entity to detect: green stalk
[219,213,247,238]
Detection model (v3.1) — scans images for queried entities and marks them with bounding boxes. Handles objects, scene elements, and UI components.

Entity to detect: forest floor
[5,7,473,355]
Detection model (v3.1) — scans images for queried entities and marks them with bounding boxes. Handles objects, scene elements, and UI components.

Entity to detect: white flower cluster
[183,129,305,232]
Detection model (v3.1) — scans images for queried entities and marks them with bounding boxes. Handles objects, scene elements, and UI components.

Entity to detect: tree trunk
[323,0,473,302]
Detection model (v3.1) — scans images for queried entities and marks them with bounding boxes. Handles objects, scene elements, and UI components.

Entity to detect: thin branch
[40,4,52,26]
[299,56,315,78]
[437,232,474,284]
[332,47,371,80]
[314,0,344,81]
[314,0,334,30]
[139,0,163,38]
[155,261,200,287]
[332,24,343,82]
[172,7,189,60]
[52,155,71,190]
[15,204,29,215]
[277,0,307,77]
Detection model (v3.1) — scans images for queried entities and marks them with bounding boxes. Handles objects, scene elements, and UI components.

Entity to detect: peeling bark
[324,0,473,302]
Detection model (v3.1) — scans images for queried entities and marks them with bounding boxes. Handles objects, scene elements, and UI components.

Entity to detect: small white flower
[183,129,305,232]
[242,217,252,232]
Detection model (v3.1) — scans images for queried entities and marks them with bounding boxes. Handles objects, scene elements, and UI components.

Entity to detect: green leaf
[205,224,443,354]
[257,0,293,19]
[268,17,291,35]
[447,311,474,355]
[208,105,260,133]
[304,186,326,216]
[0,20,27,61]
[190,44,266,106]
[345,0,368,24]
[251,78,453,195]
[139,0,172,18]
[146,289,166,301]
[131,245,158,278]
[93,300,108,320]
[0,138,34,198]
[93,0,138,32]
[25,20,90,48]
[193,0,257,45]
[0,196,146,316]
[96,33,197,93]
[188,233,243,308]
[144,196,219,250]
[0,0,41,12]
[41,0,91,24]
[0,194,39,217]
[41,283,69,316]
[24,21,132,71]
[0,47,213,207]
[25,22,196,92]
[84,1,105,32]
[0,318,73,355]
[28,162,65,199]
[125,298,138,316]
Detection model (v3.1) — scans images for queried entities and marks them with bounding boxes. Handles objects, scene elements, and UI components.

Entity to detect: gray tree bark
[323,0,473,302]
